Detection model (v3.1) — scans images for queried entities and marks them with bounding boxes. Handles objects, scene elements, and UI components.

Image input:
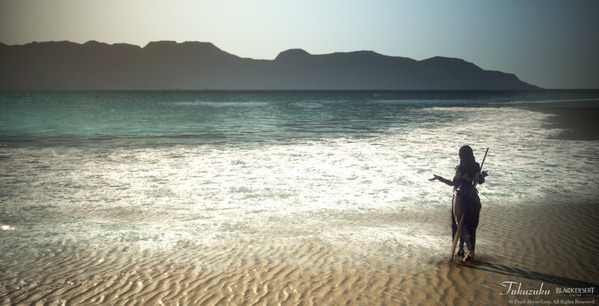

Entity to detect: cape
[0,40,540,90]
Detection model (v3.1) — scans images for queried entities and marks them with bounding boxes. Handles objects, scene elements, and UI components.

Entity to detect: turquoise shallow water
[2,90,599,219]
[2,90,597,143]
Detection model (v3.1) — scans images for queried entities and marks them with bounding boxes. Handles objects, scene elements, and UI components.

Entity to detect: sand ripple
[1,201,598,305]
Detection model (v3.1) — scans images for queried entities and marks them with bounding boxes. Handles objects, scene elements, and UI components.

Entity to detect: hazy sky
[1,0,598,89]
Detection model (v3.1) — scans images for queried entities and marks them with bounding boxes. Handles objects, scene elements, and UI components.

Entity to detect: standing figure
[430,145,488,262]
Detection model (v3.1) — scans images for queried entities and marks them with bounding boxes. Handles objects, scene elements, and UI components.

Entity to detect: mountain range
[0,40,539,91]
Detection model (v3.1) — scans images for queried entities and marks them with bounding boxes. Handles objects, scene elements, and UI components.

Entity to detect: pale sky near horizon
[1,0,598,89]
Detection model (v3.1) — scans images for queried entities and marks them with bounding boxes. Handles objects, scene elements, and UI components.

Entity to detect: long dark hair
[459,145,475,163]
[459,145,477,174]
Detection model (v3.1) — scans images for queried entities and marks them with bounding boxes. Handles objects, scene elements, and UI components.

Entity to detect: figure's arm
[430,166,467,186]
[477,171,488,184]
[429,174,456,186]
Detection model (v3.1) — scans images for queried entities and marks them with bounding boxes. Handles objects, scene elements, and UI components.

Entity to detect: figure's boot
[456,238,465,257]
[462,234,474,262]
[463,251,474,262]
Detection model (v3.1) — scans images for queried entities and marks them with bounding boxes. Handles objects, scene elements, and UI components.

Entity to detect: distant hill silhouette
[0,40,540,90]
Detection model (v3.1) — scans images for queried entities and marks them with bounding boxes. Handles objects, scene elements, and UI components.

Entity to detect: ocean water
[1,90,599,295]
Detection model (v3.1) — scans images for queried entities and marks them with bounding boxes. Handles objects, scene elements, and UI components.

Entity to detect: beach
[1,91,598,305]
[535,107,599,140]
[1,198,597,305]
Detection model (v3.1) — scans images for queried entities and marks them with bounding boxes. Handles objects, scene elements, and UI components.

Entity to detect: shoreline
[1,94,598,304]
[531,106,599,140]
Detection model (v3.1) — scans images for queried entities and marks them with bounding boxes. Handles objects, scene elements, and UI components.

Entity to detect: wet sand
[534,106,599,140]
[1,199,597,305]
